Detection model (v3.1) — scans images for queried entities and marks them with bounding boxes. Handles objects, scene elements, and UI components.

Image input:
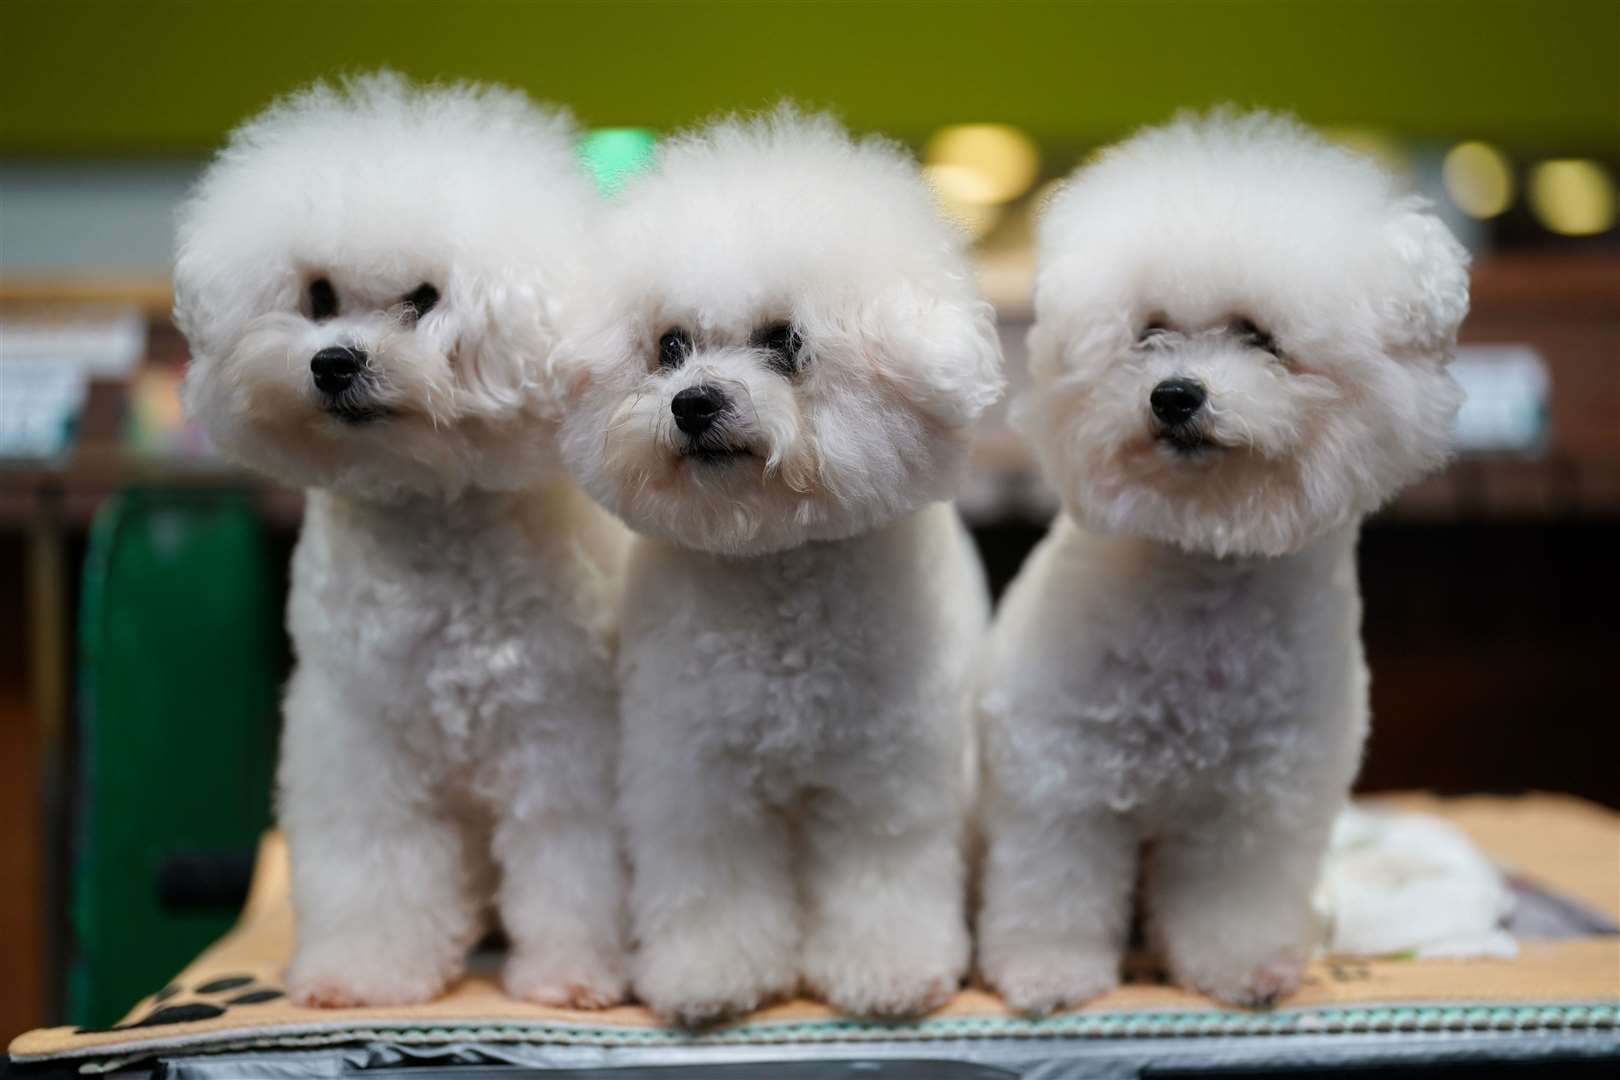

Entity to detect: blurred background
[1,0,1616,1040]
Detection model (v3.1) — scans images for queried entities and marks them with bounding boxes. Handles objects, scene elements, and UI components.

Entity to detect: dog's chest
[406,558,553,766]
[293,497,581,772]
[1071,569,1307,809]
[636,542,922,782]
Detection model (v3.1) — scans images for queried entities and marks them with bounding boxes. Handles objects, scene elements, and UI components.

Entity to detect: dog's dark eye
[1233,317,1279,356]
[308,278,338,321]
[658,328,693,370]
[1137,320,1171,345]
[753,321,802,376]
[402,283,439,320]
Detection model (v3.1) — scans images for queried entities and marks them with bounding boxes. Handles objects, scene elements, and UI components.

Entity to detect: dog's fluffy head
[554,108,1003,556]
[174,71,595,499]
[1024,109,1469,557]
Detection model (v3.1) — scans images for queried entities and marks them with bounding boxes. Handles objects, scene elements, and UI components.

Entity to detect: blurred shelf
[0,314,301,531]
[0,275,174,316]
[2,251,1615,532]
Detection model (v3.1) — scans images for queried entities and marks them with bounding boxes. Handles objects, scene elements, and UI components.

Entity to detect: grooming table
[10,793,1619,1078]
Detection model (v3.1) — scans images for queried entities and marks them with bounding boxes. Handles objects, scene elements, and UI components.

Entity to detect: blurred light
[923,170,1005,240]
[924,123,1040,206]
[1321,126,1412,178]
[1442,141,1515,218]
[924,162,1005,206]
[579,128,657,194]
[1527,159,1616,236]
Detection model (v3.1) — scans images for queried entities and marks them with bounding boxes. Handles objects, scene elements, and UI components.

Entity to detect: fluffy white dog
[555,109,1004,1024]
[977,110,1469,1011]
[175,72,630,1008]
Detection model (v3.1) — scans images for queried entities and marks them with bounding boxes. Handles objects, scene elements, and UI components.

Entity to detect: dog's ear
[856,282,1005,429]
[1025,319,1060,382]
[1378,204,1471,357]
[538,285,636,420]
[171,228,297,369]
[448,271,554,419]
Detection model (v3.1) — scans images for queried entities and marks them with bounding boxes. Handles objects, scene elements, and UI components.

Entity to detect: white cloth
[1314,804,1518,959]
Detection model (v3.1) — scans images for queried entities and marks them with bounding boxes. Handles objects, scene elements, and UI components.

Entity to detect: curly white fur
[977,110,1469,1012]
[555,108,1004,1024]
[175,72,631,1009]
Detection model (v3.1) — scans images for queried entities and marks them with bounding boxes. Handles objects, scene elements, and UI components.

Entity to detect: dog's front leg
[1146,801,1338,1007]
[493,679,627,1009]
[799,773,970,1018]
[495,806,627,1009]
[622,733,798,1026]
[976,804,1136,1014]
[279,676,484,1006]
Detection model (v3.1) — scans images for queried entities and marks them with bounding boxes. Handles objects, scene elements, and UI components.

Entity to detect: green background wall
[4,0,1618,155]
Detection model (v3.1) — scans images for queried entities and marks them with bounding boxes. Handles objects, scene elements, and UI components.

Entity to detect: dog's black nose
[1150,378,1206,425]
[311,346,364,395]
[671,384,728,436]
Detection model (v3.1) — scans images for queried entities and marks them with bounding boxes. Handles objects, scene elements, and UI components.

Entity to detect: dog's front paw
[1173,947,1305,1009]
[505,946,627,1010]
[802,918,968,1018]
[803,951,961,1019]
[633,933,796,1027]
[980,941,1119,1016]
[287,946,459,1008]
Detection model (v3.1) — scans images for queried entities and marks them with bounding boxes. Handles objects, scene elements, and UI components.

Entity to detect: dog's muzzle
[1150,378,1205,425]
[310,346,379,423]
[670,383,752,463]
[671,384,727,437]
[1150,377,1213,454]
[311,346,363,394]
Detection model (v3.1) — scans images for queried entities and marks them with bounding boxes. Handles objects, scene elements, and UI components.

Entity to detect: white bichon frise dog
[977,110,1469,1011]
[555,109,1004,1024]
[175,72,630,1009]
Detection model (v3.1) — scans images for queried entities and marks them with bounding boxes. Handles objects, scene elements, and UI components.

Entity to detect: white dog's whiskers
[1202,398,1255,448]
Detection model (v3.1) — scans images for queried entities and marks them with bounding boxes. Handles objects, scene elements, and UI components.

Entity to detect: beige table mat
[13,792,1619,1063]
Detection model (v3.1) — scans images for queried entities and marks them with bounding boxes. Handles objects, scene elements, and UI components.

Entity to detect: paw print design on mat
[76,973,284,1033]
